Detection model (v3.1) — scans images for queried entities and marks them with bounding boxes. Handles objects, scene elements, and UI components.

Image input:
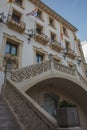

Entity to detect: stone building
[0,0,87,130]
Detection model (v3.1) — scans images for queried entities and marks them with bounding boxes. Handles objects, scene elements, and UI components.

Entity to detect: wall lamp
[0,12,6,23]
[27,29,34,43]
[76,56,81,65]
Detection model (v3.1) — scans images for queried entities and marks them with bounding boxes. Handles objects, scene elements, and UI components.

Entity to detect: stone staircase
[0,99,20,130]
[1,59,87,130]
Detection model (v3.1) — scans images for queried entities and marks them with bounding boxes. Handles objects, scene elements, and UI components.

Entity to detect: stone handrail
[54,61,76,76]
[77,71,87,87]
[54,61,87,87]
[5,80,57,130]
[10,60,51,83]
[9,59,87,87]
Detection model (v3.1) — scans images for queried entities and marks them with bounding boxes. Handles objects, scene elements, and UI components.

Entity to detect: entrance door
[44,94,58,117]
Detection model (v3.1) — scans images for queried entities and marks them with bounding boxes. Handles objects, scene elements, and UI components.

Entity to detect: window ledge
[36,16,44,22]
[63,33,69,38]
[48,24,56,30]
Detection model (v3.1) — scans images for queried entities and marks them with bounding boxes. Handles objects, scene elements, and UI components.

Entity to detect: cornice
[29,0,78,32]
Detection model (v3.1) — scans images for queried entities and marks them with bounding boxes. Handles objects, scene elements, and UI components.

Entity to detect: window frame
[12,10,21,23]
[33,46,48,63]
[63,26,68,37]
[5,41,18,56]
[15,0,23,6]
[14,0,25,9]
[65,40,71,50]
[37,9,42,19]
[36,24,43,34]
[49,17,54,26]
[50,32,57,42]
[0,33,23,68]
[36,52,44,63]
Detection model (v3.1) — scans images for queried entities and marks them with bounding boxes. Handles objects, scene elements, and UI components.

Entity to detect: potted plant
[4,54,19,70]
[56,99,79,127]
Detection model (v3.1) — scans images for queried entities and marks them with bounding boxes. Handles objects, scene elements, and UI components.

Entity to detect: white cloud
[81,41,87,63]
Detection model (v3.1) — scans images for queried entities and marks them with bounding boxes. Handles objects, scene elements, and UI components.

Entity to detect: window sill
[64,33,69,38]
[48,24,56,30]
[36,16,44,22]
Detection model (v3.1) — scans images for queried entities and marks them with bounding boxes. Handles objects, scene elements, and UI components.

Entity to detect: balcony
[34,32,49,45]
[4,54,19,70]
[67,48,77,59]
[7,15,26,33]
[14,0,23,6]
[50,40,63,52]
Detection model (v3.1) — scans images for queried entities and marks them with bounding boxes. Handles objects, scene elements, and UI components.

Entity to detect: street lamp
[27,29,34,43]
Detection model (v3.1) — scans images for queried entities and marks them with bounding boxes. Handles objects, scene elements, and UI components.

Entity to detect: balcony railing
[50,40,63,52]
[67,48,77,59]
[15,0,23,6]
[3,54,19,71]
[7,15,26,33]
[34,31,49,45]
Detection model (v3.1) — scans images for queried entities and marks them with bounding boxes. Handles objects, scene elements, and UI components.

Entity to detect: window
[12,11,21,23]
[85,70,87,77]
[51,32,56,42]
[5,41,18,55]
[5,41,18,70]
[36,24,43,34]
[63,26,68,36]
[37,9,42,19]
[65,41,70,50]
[15,0,23,6]
[36,53,43,63]
[49,17,54,27]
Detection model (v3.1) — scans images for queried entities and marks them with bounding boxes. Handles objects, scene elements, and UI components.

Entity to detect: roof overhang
[29,0,78,32]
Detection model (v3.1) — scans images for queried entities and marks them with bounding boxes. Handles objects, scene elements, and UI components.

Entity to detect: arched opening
[26,77,87,129]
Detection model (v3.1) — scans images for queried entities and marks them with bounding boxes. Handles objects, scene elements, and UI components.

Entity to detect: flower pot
[56,107,79,127]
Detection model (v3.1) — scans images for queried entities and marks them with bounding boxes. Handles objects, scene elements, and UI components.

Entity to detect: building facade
[0,0,87,130]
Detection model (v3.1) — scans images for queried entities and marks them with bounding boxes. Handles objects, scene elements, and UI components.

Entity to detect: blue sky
[41,0,87,42]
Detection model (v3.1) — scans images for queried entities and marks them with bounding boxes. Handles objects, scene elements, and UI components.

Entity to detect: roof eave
[29,0,78,32]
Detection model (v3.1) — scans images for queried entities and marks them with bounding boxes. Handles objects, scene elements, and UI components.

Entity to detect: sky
[41,0,87,42]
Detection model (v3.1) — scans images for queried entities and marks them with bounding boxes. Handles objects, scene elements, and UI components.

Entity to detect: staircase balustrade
[5,80,57,130]
[9,59,87,88]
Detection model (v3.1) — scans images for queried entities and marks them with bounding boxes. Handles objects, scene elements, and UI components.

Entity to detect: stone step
[0,99,20,130]
[0,126,19,130]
